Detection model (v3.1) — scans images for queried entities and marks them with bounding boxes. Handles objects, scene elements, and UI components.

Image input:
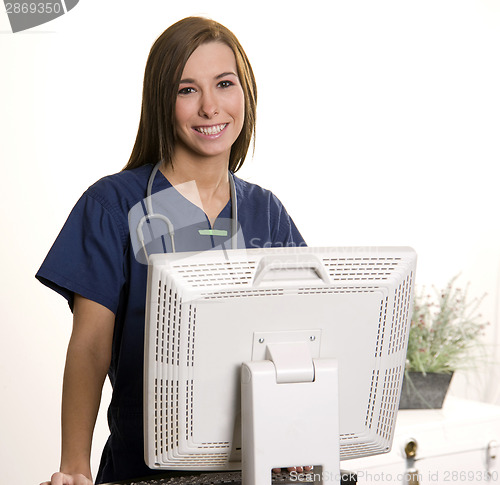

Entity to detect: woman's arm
[41,294,115,484]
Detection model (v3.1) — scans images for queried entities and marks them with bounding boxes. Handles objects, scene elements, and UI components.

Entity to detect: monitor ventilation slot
[154,378,162,457]
[173,260,257,288]
[202,288,284,299]
[186,379,193,442]
[388,272,413,355]
[298,286,378,295]
[186,306,195,367]
[339,440,388,459]
[376,366,403,441]
[374,298,388,358]
[322,257,402,281]
[204,286,381,300]
[156,282,166,363]
[365,369,379,429]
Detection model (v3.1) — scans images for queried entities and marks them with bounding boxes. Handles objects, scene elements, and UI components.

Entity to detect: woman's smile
[193,123,229,137]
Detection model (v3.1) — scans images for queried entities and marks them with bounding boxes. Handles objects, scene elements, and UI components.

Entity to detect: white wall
[1,1,499,483]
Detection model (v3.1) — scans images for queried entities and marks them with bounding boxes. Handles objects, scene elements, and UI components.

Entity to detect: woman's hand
[40,472,93,485]
[272,466,313,474]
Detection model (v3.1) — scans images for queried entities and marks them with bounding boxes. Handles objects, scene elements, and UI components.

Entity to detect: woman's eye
[218,80,234,89]
[178,87,195,95]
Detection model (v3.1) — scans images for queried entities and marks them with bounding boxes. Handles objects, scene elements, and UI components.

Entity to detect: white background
[1,1,499,483]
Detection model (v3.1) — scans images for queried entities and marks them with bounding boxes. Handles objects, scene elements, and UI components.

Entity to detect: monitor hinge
[265,341,315,383]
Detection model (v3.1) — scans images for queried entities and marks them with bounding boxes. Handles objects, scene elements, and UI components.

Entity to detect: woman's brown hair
[124,17,257,173]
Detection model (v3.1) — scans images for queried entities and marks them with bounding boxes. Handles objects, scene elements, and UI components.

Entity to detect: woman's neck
[163,143,231,187]
[160,149,231,225]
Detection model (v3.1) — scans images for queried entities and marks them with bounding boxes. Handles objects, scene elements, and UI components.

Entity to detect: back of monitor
[143,246,416,470]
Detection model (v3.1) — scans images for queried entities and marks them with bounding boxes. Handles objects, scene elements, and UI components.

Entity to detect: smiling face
[173,41,245,165]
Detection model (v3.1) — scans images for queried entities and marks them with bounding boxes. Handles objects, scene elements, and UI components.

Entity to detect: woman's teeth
[196,124,227,135]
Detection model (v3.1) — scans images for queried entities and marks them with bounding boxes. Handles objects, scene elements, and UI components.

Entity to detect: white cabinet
[344,397,500,484]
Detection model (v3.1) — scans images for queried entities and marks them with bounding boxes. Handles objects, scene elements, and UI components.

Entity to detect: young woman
[38,17,305,485]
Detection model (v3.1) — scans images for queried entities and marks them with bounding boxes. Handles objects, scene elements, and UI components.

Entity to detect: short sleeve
[270,194,306,247]
[36,192,127,314]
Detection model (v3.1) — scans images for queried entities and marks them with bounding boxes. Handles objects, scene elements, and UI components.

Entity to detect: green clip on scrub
[198,229,228,237]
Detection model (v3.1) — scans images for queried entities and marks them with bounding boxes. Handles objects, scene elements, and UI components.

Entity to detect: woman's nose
[199,90,219,119]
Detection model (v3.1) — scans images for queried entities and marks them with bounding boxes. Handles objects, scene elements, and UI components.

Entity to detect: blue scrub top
[36,164,305,484]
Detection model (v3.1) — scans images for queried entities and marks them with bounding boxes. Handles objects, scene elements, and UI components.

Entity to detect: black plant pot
[399,372,454,409]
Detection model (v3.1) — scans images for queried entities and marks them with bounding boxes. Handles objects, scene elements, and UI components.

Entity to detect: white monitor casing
[143,246,416,481]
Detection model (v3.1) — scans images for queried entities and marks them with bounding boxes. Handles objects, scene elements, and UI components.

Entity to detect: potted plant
[400,275,488,409]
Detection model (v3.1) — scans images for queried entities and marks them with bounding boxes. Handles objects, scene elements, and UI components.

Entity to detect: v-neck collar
[152,169,232,229]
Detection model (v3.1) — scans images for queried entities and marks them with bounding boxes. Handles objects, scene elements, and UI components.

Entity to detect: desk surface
[101,469,358,484]
[102,470,296,485]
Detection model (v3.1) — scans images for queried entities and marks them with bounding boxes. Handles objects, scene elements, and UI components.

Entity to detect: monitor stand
[241,340,340,485]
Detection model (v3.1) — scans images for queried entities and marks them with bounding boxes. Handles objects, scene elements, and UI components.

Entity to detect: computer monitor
[143,246,416,484]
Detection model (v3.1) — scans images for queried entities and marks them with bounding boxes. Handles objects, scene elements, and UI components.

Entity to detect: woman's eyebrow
[179,72,238,85]
[215,71,238,80]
